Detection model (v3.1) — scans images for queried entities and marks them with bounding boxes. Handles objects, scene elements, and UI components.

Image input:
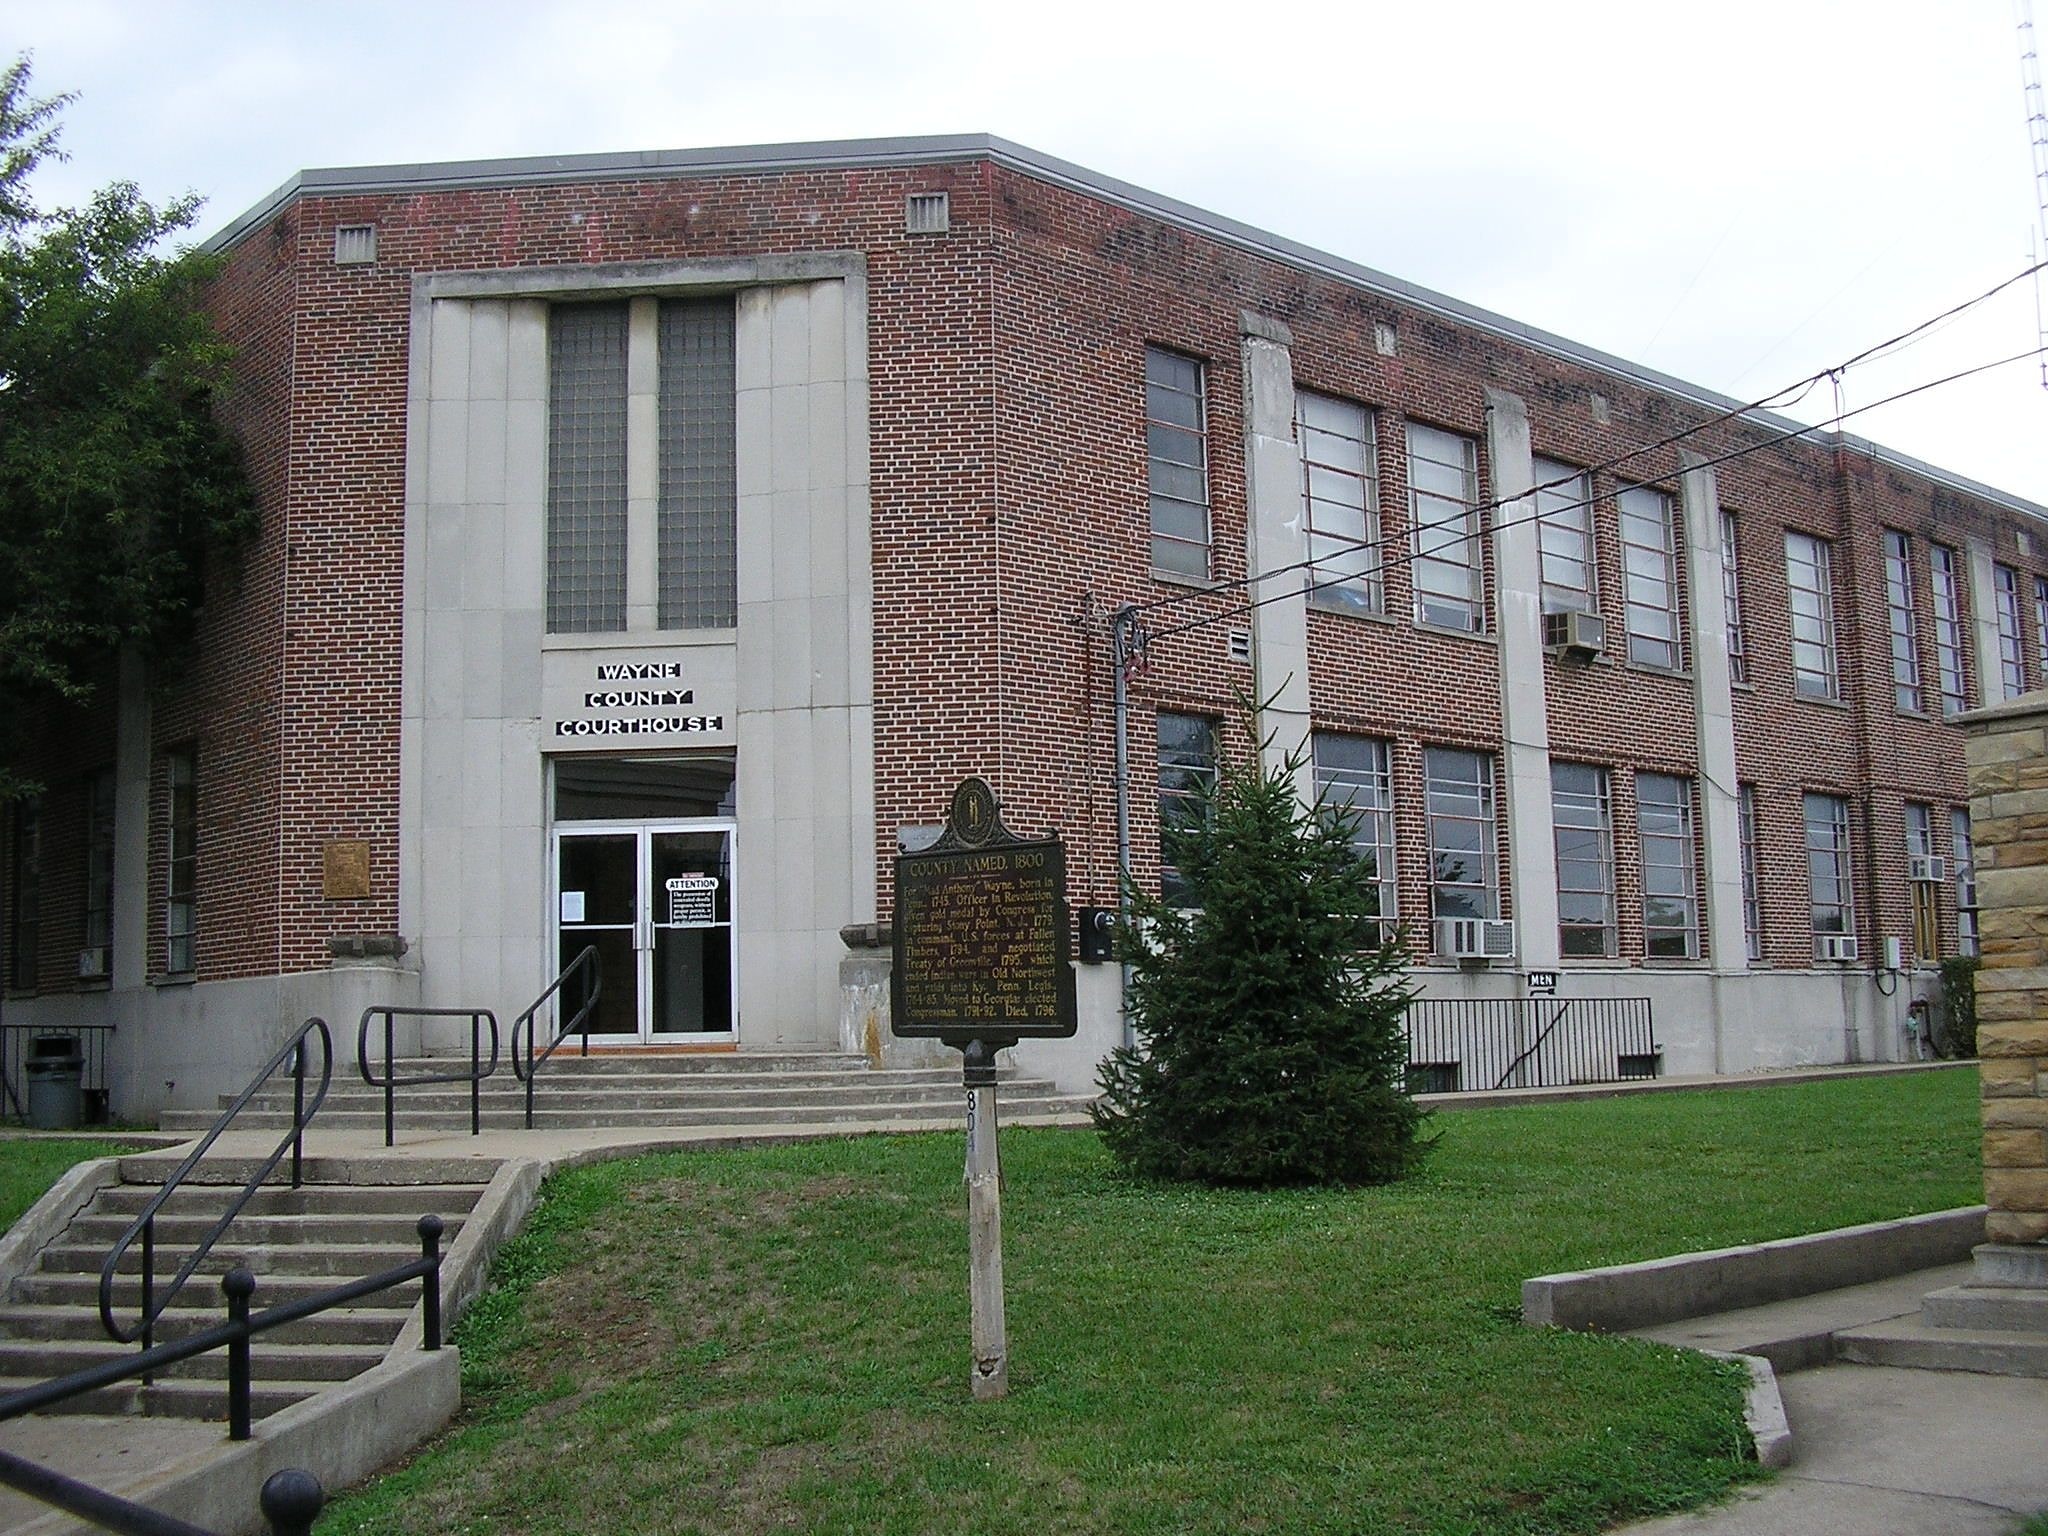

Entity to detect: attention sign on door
[666,875,719,926]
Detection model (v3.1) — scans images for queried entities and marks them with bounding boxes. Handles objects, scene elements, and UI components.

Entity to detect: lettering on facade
[593,661,687,681]
[555,716,725,737]
[582,688,695,709]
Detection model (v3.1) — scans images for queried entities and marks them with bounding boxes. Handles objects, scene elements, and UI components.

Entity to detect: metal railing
[0,1023,115,1122]
[356,1006,499,1146]
[4,1218,443,1536]
[510,946,603,1130]
[1403,997,1659,1093]
[99,1019,332,1352]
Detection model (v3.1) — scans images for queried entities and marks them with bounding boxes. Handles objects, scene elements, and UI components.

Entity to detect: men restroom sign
[666,875,720,927]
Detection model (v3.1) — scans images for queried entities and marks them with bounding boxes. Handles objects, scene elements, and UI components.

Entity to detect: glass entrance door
[555,824,736,1042]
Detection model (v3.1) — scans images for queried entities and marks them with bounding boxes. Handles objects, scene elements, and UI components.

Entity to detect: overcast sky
[7,1,2045,504]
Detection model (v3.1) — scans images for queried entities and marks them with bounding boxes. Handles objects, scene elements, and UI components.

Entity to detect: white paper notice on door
[559,891,586,923]
[666,875,719,926]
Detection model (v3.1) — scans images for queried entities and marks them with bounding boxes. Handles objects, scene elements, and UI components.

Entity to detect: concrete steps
[1834,1316,2048,1376]
[158,1052,1095,1135]
[0,1170,484,1424]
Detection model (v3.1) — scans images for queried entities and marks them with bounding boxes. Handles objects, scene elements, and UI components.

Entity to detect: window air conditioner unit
[1907,854,1947,883]
[1542,609,1606,658]
[1436,917,1516,961]
[76,948,107,980]
[1818,934,1860,963]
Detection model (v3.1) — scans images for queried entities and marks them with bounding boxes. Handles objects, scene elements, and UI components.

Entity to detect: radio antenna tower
[2021,0,2048,387]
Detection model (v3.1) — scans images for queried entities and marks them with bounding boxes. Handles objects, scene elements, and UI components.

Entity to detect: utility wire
[1124,257,2048,628]
[1137,340,2048,647]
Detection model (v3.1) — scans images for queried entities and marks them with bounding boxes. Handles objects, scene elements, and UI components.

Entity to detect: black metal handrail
[1,1215,443,1536]
[99,1018,333,1350]
[509,946,603,1130]
[356,1006,500,1146]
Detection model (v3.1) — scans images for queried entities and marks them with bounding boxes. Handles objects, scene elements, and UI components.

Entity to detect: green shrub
[1940,955,1979,1059]
[1092,736,1430,1187]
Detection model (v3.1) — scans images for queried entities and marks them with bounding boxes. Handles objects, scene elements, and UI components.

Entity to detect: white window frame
[1721,511,1747,685]
[1534,457,1595,616]
[1146,347,1210,579]
[1638,773,1700,961]
[1312,733,1397,929]
[1297,391,1381,614]
[1424,747,1498,923]
[1618,485,1680,669]
[1406,423,1483,632]
[1804,792,1855,961]
[1785,530,1840,701]
[166,750,197,977]
[1884,531,1922,712]
[1551,762,1615,959]
[1932,545,1969,716]
[1995,563,2026,700]
[1156,713,1216,902]
[1738,784,1762,964]
[1952,807,1978,958]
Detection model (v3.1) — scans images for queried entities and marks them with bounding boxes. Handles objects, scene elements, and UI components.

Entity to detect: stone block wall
[1964,693,2048,1244]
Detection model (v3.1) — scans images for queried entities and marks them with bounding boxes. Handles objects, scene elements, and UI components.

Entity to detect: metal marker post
[961,1038,1007,1400]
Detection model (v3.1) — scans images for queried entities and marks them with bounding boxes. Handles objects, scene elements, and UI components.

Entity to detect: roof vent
[905,192,950,236]
[333,225,378,266]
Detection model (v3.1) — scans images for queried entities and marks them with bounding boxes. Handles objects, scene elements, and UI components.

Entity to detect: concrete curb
[394,1156,541,1352]
[0,1159,123,1302]
[1522,1206,1987,1332]
[1702,1349,1793,1470]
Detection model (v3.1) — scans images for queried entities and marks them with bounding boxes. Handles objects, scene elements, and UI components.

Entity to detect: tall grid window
[1952,807,1978,958]
[1785,531,1839,700]
[1884,532,1923,712]
[1804,792,1855,960]
[2034,575,2048,680]
[83,769,114,981]
[1297,391,1381,613]
[1906,803,1939,966]
[1534,457,1595,615]
[1157,714,1216,902]
[1995,563,2027,700]
[1618,485,1679,668]
[1932,545,1969,715]
[1550,762,1615,958]
[6,797,39,993]
[1424,747,1497,922]
[166,751,197,976]
[655,298,738,629]
[1407,423,1483,632]
[546,303,630,634]
[1146,348,1209,578]
[1721,511,1747,685]
[1638,773,1700,960]
[1313,733,1396,928]
[1738,784,1762,964]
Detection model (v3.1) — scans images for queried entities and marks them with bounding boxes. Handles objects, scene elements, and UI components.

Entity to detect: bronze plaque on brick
[892,779,1077,1041]
[322,840,371,901]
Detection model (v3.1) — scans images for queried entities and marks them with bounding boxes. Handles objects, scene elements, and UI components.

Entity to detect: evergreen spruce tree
[1092,732,1430,1186]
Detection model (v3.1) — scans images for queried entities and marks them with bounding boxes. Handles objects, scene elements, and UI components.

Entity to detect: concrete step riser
[68,1214,465,1248]
[44,1245,424,1278]
[19,1273,420,1311]
[1921,1288,2048,1332]
[0,1343,387,1384]
[224,1080,1039,1113]
[0,1378,319,1420]
[160,1095,1092,1133]
[90,1186,486,1218]
[0,1307,403,1348]
[1836,1330,2048,1376]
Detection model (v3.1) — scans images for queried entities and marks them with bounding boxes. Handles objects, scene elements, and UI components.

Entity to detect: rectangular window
[2034,575,2048,680]
[6,797,40,993]
[1906,803,1939,965]
[1785,531,1840,700]
[1618,485,1680,668]
[1721,511,1747,685]
[1534,457,1595,615]
[1638,773,1700,960]
[655,298,737,629]
[1424,747,1497,922]
[1952,807,1978,958]
[1407,423,1483,631]
[1157,713,1216,902]
[1995,563,2026,700]
[1932,545,1969,715]
[1804,792,1855,960]
[1313,733,1396,927]
[1146,348,1210,578]
[1738,784,1762,964]
[546,303,630,634]
[83,769,114,981]
[1551,762,1615,958]
[166,751,197,976]
[1297,391,1381,613]
[1884,532,1923,712]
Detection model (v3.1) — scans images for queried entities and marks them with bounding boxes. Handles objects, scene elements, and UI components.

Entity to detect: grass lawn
[320,1069,1981,1536]
[0,1138,138,1234]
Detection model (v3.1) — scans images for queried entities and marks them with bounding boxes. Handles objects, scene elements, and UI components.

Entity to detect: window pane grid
[84,769,114,970]
[1157,713,1216,901]
[1995,563,2026,700]
[1551,762,1615,958]
[1407,424,1482,631]
[1638,773,1699,959]
[1146,348,1209,577]
[1313,734,1396,924]
[1424,747,1496,922]
[1884,532,1922,712]
[2034,576,2048,679]
[1907,803,1938,965]
[1618,486,1679,668]
[547,304,629,633]
[1298,392,1381,612]
[1932,546,1968,715]
[1534,457,1594,616]
[1738,785,1762,963]
[1721,511,1747,684]
[656,299,737,630]
[7,798,40,992]
[1785,531,1839,700]
[1804,793,1854,959]
[167,752,197,976]
[1953,807,1978,957]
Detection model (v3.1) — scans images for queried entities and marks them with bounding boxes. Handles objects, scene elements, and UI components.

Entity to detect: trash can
[25,1035,84,1131]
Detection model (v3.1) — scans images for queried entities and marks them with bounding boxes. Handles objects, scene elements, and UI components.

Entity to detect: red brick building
[0,135,2026,1115]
